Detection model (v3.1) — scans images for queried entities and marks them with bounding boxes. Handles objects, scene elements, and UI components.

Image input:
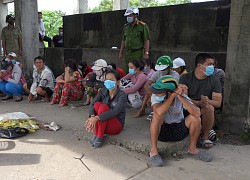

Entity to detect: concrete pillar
[222,0,250,133]
[0,0,8,55]
[14,0,39,77]
[73,0,88,14]
[113,0,129,11]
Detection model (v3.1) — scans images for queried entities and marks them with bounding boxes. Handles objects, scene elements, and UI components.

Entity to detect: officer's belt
[126,48,143,53]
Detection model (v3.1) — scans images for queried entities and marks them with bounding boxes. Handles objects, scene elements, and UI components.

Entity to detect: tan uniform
[1,25,22,57]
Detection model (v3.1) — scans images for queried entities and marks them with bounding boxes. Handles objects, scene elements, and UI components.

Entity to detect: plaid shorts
[158,120,189,142]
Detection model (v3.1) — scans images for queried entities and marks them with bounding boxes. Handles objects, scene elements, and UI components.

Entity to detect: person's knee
[36,87,43,95]
[201,104,214,114]
[5,83,14,92]
[186,115,201,129]
[151,113,164,126]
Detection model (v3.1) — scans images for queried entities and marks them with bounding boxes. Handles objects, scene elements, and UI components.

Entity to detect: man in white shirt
[28,56,55,102]
[38,12,52,47]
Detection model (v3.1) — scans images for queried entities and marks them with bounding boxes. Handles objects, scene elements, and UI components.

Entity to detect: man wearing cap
[1,14,22,58]
[172,57,187,76]
[119,7,150,73]
[179,53,222,148]
[149,76,212,167]
[134,55,179,118]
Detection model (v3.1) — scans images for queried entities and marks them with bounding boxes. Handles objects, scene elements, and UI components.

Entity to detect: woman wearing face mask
[50,59,83,107]
[121,59,147,108]
[0,59,25,102]
[143,58,155,79]
[83,59,108,106]
[85,69,127,148]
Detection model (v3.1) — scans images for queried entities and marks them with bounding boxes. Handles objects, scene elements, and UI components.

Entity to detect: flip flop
[200,139,213,148]
[188,151,213,162]
[149,154,164,167]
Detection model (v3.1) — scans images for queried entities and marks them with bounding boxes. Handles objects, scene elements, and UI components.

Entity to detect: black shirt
[52,35,63,47]
[179,70,222,100]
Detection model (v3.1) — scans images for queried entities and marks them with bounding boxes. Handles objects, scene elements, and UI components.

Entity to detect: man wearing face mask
[179,53,222,148]
[149,76,212,167]
[119,7,150,73]
[1,14,22,58]
[52,27,63,47]
[133,55,179,118]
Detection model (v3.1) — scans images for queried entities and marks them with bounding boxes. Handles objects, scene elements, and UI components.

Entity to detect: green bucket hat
[155,55,173,71]
[150,75,179,94]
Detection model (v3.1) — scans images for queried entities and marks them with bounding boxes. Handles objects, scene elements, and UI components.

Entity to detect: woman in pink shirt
[122,60,147,108]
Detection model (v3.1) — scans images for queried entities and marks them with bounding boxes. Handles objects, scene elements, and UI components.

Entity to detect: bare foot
[133,110,145,118]
[44,96,50,102]
[58,103,67,107]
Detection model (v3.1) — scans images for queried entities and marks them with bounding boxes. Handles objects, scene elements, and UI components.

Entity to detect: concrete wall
[64,1,230,52]
[44,47,226,77]
[221,0,250,133]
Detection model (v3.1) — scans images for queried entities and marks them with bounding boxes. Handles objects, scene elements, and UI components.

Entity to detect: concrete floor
[0,97,250,180]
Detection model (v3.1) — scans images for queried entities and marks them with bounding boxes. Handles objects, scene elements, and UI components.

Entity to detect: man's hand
[65,66,70,72]
[173,87,184,98]
[28,93,34,102]
[0,71,5,79]
[200,95,209,107]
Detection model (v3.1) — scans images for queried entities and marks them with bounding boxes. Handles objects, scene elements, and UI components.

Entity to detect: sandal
[188,151,212,162]
[2,96,13,100]
[200,139,213,148]
[15,96,23,102]
[149,154,164,167]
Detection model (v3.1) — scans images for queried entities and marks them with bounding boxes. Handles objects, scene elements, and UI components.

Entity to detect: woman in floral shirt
[50,59,83,107]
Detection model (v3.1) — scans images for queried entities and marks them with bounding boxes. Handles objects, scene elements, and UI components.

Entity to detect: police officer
[119,7,150,73]
[1,14,22,59]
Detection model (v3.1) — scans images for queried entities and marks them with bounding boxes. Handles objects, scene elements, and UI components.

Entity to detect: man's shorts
[158,120,189,142]
[40,87,53,97]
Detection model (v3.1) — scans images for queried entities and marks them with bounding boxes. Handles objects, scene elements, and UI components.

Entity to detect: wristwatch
[145,51,149,55]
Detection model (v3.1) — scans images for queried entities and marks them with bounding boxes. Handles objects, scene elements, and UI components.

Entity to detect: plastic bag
[0,128,29,139]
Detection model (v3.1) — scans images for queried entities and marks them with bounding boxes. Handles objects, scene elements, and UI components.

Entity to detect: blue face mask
[201,65,214,76]
[129,68,135,75]
[104,80,116,90]
[155,95,166,102]
[143,67,148,72]
[127,17,134,23]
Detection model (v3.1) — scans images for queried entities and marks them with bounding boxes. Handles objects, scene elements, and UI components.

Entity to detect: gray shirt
[89,87,127,127]
[149,69,179,83]
[151,94,184,124]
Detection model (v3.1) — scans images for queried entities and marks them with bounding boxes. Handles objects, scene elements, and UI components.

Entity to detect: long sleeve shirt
[89,87,127,127]
[122,71,147,96]
[38,20,45,36]
[5,64,22,84]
